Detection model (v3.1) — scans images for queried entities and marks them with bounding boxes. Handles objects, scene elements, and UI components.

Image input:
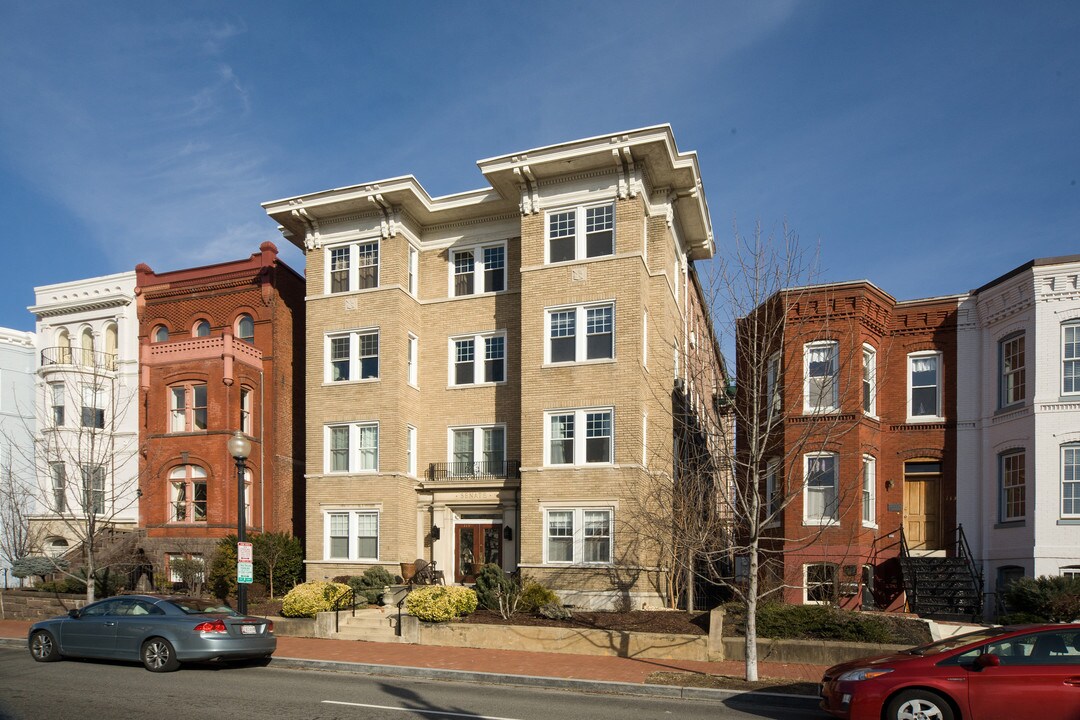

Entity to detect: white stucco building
[957,255,1080,611]
[27,272,141,557]
[0,327,37,585]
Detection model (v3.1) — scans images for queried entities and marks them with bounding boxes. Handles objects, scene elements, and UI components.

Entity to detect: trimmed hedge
[280,581,351,618]
[405,586,478,622]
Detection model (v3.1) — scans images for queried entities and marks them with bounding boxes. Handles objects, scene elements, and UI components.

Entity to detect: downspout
[260,368,265,533]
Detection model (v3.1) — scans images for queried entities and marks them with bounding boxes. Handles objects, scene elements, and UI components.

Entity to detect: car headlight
[837,667,894,682]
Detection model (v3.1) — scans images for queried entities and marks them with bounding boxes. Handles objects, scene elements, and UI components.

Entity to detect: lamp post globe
[228,431,251,615]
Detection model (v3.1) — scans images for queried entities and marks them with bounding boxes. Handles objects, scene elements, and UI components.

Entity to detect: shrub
[208,533,305,601]
[280,581,351,618]
[405,586,478,622]
[474,563,513,611]
[520,582,559,613]
[755,602,893,643]
[12,556,68,582]
[1003,575,1080,622]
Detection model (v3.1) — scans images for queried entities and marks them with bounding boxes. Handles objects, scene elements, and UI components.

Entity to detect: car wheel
[141,637,180,672]
[29,630,61,662]
[886,690,955,720]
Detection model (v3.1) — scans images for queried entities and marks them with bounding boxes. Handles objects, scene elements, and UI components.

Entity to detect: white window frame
[764,458,781,528]
[81,384,107,429]
[324,509,380,561]
[449,242,507,297]
[1000,450,1026,522]
[1063,445,1080,518]
[544,302,615,365]
[167,553,206,584]
[544,407,614,466]
[239,387,252,434]
[543,507,614,565]
[804,562,838,604]
[326,238,380,294]
[767,352,782,415]
[324,422,380,474]
[907,351,943,421]
[50,382,65,426]
[408,245,419,297]
[862,345,877,417]
[999,333,1026,408]
[545,201,615,264]
[81,463,106,515]
[169,383,207,433]
[803,341,839,414]
[448,331,506,386]
[169,465,208,524]
[407,425,417,478]
[447,425,506,477]
[325,329,380,383]
[50,462,66,513]
[862,455,877,528]
[408,333,419,387]
[803,452,839,525]
[1062,322,1080,396]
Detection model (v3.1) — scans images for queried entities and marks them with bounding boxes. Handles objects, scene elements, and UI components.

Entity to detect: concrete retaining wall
[0,591,87,620]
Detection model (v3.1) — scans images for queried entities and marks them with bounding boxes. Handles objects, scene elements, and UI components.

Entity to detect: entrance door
[455,524,502,583]
[903,460,942,551]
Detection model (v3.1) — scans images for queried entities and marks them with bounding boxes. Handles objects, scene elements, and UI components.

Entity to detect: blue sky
[1,1,1077,332]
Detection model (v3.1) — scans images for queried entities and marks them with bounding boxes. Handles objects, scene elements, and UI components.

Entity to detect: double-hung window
[326,330,379,382]
[1063,323,1080,395]
[1064,445,1080,518]
[908,352,942,419]
[327,239,379,293]
[451,244,505,296]
[805,563,837,604]
[544,508,613,564]
[545,408,613,466]
[546,203,615,263]
[81,384,106,429]
[325,510,379,560]
[1000,334,1026,407]
[408,334,419,386]
[546,303,614,364]
[50,462,66,513]
[325,422,379,473]
[1000,450,1026,522]
[804,452,839,524]
[50,383,65,426]
[862,345,876,415]
[766,353,781,415]
[862,455,876,526]
[239,387,252,434]
[170,384,207,432]
[450,426,506,477]
[804,342,838,413]
[81,464,106,515]
[450,332,505,385]
[764,458,781,525]
[169,465,207,523]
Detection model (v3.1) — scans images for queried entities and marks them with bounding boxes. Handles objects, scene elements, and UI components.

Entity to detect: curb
[0,637,818,708]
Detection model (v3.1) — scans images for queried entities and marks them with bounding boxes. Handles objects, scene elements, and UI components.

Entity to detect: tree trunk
[745,541,760,682]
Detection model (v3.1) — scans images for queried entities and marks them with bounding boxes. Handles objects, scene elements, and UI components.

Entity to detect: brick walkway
[0,619,827,686]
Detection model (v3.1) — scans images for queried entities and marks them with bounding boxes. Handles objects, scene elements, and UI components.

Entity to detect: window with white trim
[1063,323,1080,395]
[81,464,106,515]
[50,462,66,513]
[450,332,505,385]
[325,423,379,473]
[767,353,781,414]
[908,351,942,419]
[408,334,418,386]
[50,383,64,426]
[764,458,781,525]
[169,465,207,523]
[546,202,615,263]
[999,450,1026,522]
[326,330,379,382]
[862,345,876,416]
[804,452,838,523]
[862,455,876,526]
[153,325,169,343]
[408,246,419,297]
[240,387,252,434]
[451,243,505,296]
[1062,566,1080,579]
[546,408,613,466]
[1061,445,1079,518]
[804,342,838,413]
[236,314,254,344]
[327,239,379,293]
[805,563,837,604]
[546,303,614,364]
[81,384,106,429]
[449,426,505,476]
[325,510,379,560]
[193,319,211,337]
[407,425,417,477]
[167,553,205,584]
[1000,333,1025,408]
[170,383,207,432]
[544,508,612,564]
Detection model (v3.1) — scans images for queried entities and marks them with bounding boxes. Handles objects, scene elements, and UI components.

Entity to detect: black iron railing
[427,460,520,482]
[40,347,118,371]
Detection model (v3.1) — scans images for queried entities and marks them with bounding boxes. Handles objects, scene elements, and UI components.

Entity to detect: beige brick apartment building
[263,126,725,608]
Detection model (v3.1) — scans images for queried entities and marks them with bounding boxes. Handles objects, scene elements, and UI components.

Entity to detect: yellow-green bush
[404,586,478,622]
[281,581,352,618]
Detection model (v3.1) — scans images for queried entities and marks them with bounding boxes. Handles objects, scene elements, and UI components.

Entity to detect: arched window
[236,314,254,344]
[104,323,118,371]
[80,327,95,366]
[153,325,169,343]
[46,537,69,558]
[56,329,72,364]
[193,320,211,337]
[169,465,207,523]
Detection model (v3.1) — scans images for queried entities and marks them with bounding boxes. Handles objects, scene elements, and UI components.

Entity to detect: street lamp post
[227,431,252,615]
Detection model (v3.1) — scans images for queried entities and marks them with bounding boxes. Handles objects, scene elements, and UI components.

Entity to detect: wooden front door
[903,476,941,551]
[455,524,502,583]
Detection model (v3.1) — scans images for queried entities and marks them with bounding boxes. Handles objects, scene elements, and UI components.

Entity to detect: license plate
[241,625,257,635]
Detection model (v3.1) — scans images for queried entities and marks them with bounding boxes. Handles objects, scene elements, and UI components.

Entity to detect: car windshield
[904,626,1014,656]
[167,598,241,616]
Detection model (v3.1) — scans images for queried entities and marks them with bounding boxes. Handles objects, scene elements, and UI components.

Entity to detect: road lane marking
[322,700,522,719]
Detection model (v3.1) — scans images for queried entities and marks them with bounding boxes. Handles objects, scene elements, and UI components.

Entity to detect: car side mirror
[67,609,81,619]
[974,653,1001,669]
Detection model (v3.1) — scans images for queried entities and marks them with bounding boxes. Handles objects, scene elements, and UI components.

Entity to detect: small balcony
[40,347,118,372]
[427,460,521,482]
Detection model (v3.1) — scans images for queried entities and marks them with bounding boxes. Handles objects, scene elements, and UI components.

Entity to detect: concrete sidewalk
[0,619,826,703]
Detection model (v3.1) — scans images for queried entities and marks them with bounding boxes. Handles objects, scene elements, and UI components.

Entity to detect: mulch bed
[457,608,710,635]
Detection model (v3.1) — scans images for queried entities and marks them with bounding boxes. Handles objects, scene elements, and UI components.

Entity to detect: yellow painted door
[903,478,941,551]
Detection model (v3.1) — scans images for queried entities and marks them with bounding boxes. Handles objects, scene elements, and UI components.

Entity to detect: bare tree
[0,449,40,580]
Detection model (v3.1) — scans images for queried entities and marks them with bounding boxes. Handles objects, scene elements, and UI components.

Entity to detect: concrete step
[331,608,400,642]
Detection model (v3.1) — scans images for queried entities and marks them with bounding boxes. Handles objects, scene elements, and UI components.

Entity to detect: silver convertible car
[28,594,276,672]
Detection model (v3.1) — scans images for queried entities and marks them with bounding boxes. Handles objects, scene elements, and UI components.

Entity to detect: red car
[820,623,1080,720]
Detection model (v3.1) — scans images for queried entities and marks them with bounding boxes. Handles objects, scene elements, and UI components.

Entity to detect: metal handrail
[955,524,984,614]
[40,347,118,370]
[330,587,356,633]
